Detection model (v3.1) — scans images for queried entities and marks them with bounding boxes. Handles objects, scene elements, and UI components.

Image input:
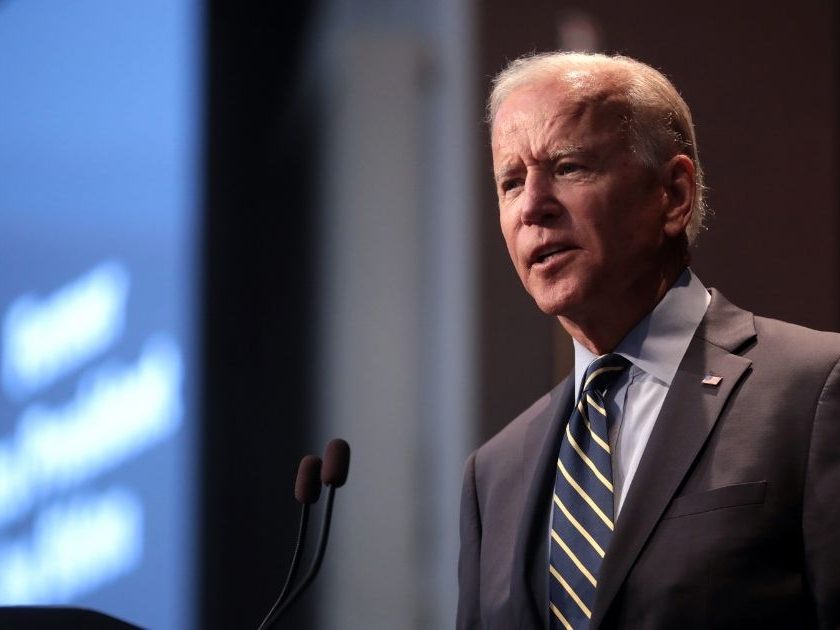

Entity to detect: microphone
[262,439,351,627]
[295,455,325,505]
[257,455,322,630]
[321,438,351,487]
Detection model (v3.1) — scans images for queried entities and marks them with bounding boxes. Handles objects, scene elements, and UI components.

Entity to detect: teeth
[538,247,563,262]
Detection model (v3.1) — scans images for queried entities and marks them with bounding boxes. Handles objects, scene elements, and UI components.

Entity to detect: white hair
[488,52,708,244]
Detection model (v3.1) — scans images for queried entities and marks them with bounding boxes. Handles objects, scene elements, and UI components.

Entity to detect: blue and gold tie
[549,353,629,629]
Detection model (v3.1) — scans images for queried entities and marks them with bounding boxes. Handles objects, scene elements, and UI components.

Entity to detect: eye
[499,178,523,194]
[556,162,585,176]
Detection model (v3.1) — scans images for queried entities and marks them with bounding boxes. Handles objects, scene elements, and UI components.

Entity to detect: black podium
[0,607,141,629]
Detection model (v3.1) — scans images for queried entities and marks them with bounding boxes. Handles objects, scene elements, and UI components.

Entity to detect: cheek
[584,192,656,254]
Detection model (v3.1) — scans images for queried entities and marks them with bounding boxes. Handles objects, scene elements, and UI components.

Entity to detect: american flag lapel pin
[702,374,723,386]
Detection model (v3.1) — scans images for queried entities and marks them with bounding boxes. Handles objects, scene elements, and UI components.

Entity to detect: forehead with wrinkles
[491,71,633,162]
[493,67,634,141]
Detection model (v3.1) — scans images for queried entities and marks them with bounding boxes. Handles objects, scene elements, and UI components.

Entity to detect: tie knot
[581,353,629,396]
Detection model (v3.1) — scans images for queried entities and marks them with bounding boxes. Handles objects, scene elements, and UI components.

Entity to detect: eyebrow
[494,165,520,183]
[547,145,587,161]
[494,145,590,182]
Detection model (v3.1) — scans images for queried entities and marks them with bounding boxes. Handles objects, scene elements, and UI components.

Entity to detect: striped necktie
[549,353,629,630]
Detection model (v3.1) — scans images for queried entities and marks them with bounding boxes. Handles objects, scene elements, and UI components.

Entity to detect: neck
[559,258,687,355]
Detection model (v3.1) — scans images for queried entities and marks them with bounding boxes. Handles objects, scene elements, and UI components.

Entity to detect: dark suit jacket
[458,290,840,629]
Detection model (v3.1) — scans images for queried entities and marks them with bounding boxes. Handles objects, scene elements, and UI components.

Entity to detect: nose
[519,170,560,225]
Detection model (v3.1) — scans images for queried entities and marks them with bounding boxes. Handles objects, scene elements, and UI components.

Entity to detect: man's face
[491,77,672,322]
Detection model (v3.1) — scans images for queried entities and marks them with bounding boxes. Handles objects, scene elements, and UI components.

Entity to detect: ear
[661,154,696,238]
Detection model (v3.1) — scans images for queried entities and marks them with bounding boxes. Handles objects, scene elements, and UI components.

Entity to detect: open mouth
[532,245,571,266]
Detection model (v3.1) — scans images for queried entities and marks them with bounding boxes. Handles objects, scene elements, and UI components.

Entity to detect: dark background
[200,2,319,628]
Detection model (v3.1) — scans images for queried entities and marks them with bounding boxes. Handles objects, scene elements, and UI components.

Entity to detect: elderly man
[458,52,840,629]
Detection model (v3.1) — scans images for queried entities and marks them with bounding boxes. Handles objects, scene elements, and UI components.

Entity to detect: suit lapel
[511,376,574,629]
[590,290,756,627]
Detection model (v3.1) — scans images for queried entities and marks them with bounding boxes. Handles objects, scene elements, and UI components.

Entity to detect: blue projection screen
[0,1,201,628]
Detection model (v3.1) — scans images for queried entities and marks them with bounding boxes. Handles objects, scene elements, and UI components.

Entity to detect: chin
[529,285,581,318]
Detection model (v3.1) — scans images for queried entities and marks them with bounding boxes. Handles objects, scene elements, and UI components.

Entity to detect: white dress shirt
[571,268,711,518]
[545,269,710,619]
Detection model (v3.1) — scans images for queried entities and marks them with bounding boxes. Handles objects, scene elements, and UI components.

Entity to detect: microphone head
[321,439,351,487]
[294,455,323,504]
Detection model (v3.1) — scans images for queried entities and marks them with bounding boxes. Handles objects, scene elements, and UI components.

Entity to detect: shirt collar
[572,268,710,393]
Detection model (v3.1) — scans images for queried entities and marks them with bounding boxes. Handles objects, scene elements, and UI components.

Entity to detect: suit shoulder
[752,315,840,365]
[705,289,840,368]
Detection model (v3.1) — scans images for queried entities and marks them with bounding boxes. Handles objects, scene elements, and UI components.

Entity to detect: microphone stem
[256,503,310,630]
[266,485,336,627]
